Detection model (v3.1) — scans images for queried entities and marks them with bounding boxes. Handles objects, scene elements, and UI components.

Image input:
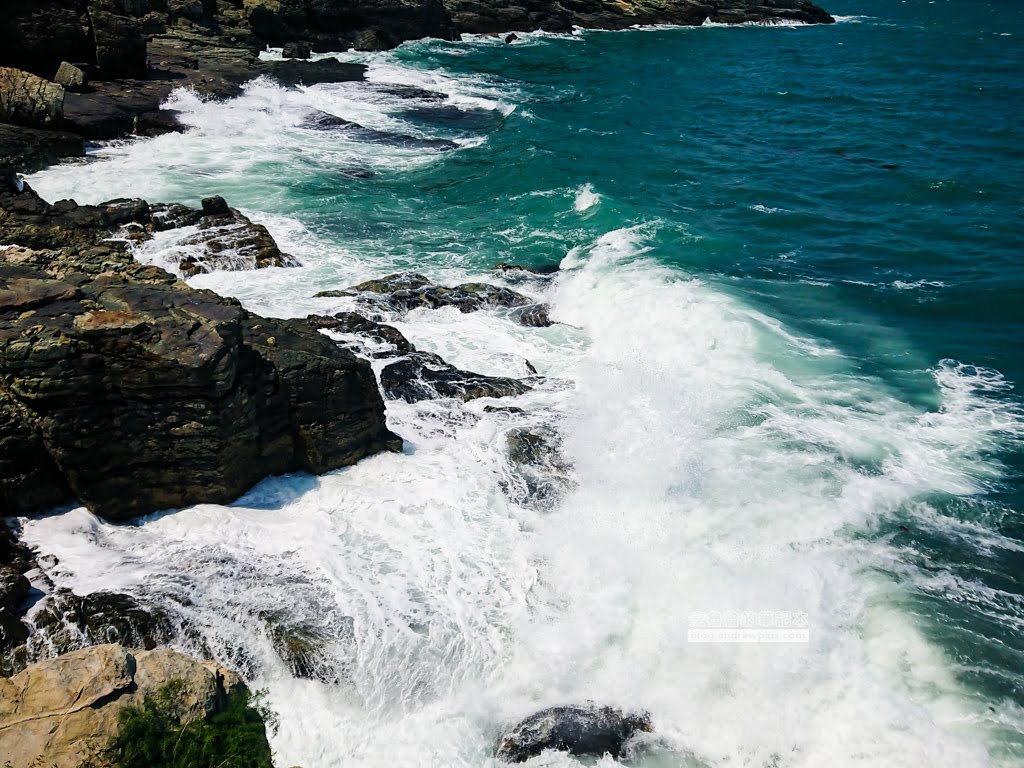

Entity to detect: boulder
[0,176,400,519]
[282,41,312,59]
[54,62,87,91]
[0,68,65,130]
[0,644,261,768]
[380,351,531,403]
[496,705,652,763]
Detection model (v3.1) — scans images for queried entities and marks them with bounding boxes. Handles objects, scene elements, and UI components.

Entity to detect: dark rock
[261,612,353,683]
[340,167,375,179]
[509,303,552,328]
[307,311,414,358]
[0,177,400,520]
[0,68,65,130]
[0,0,94,79]
[504,32,518,43]
[503,425,574,508]
[282,41,312,59]
[0,124,85,174]
[495,261,560,275]
[300,111,459,151]
[90,9,148,78]
[201,194,230,216]
[367,84,448,102]
[29,589,174,659]
[380,351,531,403]
[54,62,88,91]
[63,80,174,139]
[134,108,184,137]
[496,705,652,763]
[245,0,458,49]
[324,272,550,326]
[445,0,833,35]
[255,58,367,87]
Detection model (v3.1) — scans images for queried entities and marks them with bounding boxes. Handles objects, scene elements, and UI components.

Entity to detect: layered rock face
[0,644,262,768]
[0,171,400,520]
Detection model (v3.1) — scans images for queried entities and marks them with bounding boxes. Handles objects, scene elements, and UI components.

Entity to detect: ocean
[23,0,1024,765]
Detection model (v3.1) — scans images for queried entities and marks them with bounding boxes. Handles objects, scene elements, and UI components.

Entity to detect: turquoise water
[26,2,1024,765]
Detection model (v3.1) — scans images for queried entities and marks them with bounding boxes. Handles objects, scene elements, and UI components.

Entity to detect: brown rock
[0,68,65,130]
[0,644,254,768]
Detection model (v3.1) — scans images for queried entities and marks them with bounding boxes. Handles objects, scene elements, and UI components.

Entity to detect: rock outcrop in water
[315,271,554,327]
[0,170,401,520]
[0,643,267,768]
[496,705,653,762]
[308,308,534,402]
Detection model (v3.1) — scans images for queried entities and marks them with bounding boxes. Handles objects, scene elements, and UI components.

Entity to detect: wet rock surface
[380,351,532,403]
[496,705,653,763]
[316,271,553,327]
[503,425,574,509]
[0,173,400,520]
[308,311,414,358]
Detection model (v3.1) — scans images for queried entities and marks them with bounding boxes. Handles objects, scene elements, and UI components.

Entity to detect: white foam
[573,182,601,212]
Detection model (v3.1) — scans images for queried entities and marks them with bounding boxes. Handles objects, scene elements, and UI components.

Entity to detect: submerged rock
[503,425,574,509]
[380,351,531,403]
[301,111,459,151]
[317,271,553,327]
[0,644,264,768]
[496,705,653,763]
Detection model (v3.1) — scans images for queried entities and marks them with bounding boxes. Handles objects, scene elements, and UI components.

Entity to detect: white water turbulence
[20,45,1024,768]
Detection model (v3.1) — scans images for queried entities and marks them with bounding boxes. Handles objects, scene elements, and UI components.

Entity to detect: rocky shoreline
[1,0,833,171]
[0,0,834,764]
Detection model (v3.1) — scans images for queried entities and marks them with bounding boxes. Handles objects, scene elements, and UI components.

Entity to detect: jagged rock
[54,62,87,91]
[153,196,299,276]
[380,351,531,403]
[28,590,174,661]
[496,705,653,763]
[505,32,518,43]
[307,311,414,358]
[0,68,65,130]
[0,175,400,519]
[317,271,552,326]
[282,41,312,59]
[0,644,262,768]
[503,425,574,508]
